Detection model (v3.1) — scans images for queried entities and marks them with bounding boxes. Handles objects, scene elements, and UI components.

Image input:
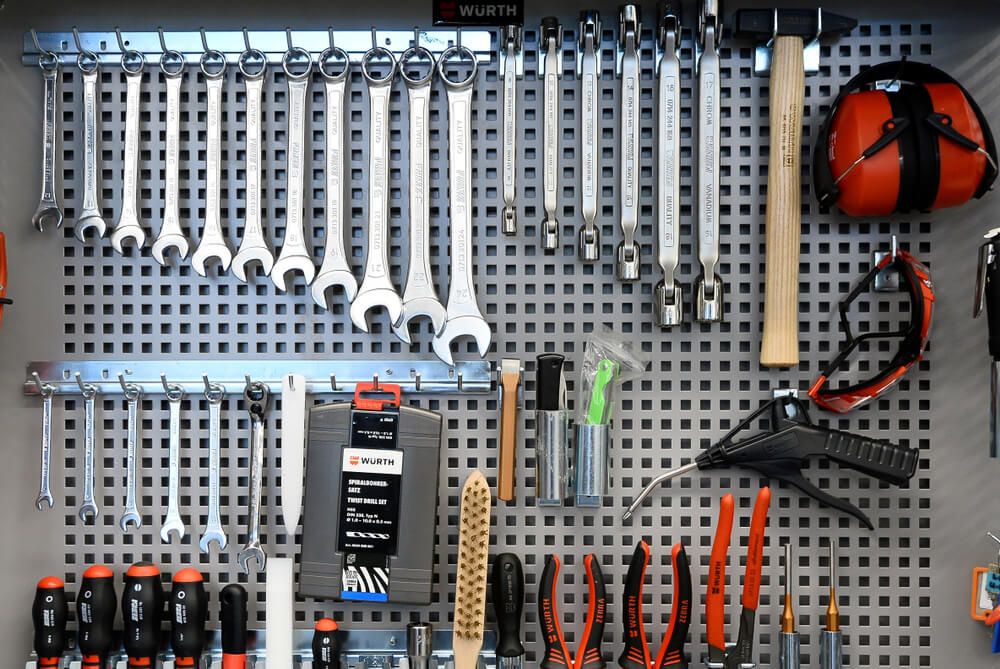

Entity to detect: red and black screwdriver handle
[170,569,207,668]
[539,554,607,669]
[122,562,164,668]
[32,576,67,668]
[221,584,248,669]
[312,619,342,669]
[78,565,117,669]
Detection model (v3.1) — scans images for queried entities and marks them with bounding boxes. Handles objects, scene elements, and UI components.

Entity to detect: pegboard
[26,12,935,669]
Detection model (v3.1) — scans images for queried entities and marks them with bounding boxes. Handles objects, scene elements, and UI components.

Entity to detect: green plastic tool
[585,358,619,425]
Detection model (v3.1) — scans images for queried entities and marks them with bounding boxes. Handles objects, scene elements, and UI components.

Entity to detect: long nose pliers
[539,554,608,669]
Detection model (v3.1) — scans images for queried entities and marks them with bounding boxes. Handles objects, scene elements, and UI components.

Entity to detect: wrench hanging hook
[31,29,58,70]
[72,27,99,74]
[157,27,184,77]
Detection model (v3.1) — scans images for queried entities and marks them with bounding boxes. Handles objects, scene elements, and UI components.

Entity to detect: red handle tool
[170,568,207,668]
[122,562,164,668]
[78,565,117,669]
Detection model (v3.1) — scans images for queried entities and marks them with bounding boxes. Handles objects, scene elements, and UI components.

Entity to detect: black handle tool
[976,228,1000,457]
[122,562,164,668]
[492,553,525,669]
[32,576,67,668]
[78,565,117,669]
[170,568,208,668]
[313,619,341,669]
[221,584,248,669]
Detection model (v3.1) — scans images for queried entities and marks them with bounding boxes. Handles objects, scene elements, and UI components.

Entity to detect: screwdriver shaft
[820,542,843,669]
[779,543,800,669]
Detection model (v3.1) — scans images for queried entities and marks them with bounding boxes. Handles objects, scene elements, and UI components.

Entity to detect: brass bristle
[452,470,491,651]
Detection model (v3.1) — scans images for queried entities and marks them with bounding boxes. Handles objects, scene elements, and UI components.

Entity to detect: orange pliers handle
[0,232,11,326]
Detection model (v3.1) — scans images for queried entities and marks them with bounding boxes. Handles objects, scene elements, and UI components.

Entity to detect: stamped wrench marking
[160,384,186,542]
[111,52,148,253]
[199,381,228,553]
[152,51,189,264]
[75,56,107,241]
[500,26,522,236]
[79,383,99,521]
[35,381,56,510]
[192,52,233,276]
[578,13,601,261]
[32,54,63,231]
[617,6,642,281]
[539,18,562,253]
[237,380,269,573]
[119,383,143,531]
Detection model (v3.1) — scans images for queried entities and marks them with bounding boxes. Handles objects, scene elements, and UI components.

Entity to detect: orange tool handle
[576,554,607,669]
[706,494,735,652]
[742,487,772,610]
[223,654,247,669]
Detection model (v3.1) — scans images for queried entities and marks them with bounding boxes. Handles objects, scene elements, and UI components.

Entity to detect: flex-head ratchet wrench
[393,46,446,344]
[119,383,143,532]
[655,5,684,327]
[695,0,725,322]
[539,18,563,254]
[110,51,148,253]
[192,50,234,276]
[34,380,56,510]
[32,52,63,231]
[351,47,403,331]
[617,5,643,281]
[160,383,186,543]
[500,25,523,236]
[78,381,99,521]
[577,12,602,262]
[271,47,317,291]
[312,47,358,308]
[199,381,228,553]
[237,380,269,573]
[232,49,274,282]
[152,51,190,264]
[433,46,492,366]
[75,53,107,241]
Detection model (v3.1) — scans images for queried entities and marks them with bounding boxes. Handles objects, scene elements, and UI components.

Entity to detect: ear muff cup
[927,82,989,209]
[827,90,899,217]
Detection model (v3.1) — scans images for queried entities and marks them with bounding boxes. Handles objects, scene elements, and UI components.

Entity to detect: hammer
[735,9,856,367]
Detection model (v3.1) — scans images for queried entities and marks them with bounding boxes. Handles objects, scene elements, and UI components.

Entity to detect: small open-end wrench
[500,25,523,236]
[110,51,148,253]
[232,49,274,281]
[199,381,228,553]
[152,51,190,264]
[617,5,643,281]
[237,379,269,573]
[271,47,317,291]
[119,382,143,532]
[433,46,492,366]
[695,0,725,322]
[35,380,56,510]
[393,45,446,344]
[75,53,107,241]
[312,46,358,308]
[192,50,233,276]
[577,12,601,262]
[32,52,63,231]
[655,4,684,327]
[78,381,99,521]
[351,46,403,331]
[539,18,563,254]
[160,382,186,543]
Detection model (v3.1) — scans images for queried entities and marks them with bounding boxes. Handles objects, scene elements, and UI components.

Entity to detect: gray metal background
[0,0,998,667]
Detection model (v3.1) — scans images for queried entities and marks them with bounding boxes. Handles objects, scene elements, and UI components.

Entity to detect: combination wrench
[393,45,446,344]
[119,382,143,532]
[433,46,492,366]
[500,25,523,236]
[191,49,233,276]
[160,382,186,543]
[152,50,190,264]
[110,50,148,253]
[75,52,107,241]
[577,12,602,262]
[351,47,403,331]
[32,51,63,231]
[312,46,358,307]
[539,18,563,254]
[199,380,228,553]
[655,5,684,327]
[237,379,269,573]
[617,5,643,281]
[232,48,274,281]
[271,47,316,291]
[34,378,56,510]
[78,380,99,521]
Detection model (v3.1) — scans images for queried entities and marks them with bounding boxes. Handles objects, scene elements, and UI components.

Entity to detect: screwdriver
[221,584,248,669]
[491,553,525,669]
[779,544,800,669]
[32,576,67,668]
[78,565,117,669]
[170,568,208,668]
[313,618,342,669]
[122,562,164,668]
[820,543,843,669]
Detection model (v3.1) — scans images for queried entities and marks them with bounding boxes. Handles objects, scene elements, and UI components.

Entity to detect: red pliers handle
[0,232,11,325]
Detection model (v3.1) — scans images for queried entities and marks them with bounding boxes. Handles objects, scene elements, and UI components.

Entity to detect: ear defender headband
[814,60,998,217]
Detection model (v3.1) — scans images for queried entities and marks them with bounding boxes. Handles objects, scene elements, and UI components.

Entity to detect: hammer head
[734,8,856,42]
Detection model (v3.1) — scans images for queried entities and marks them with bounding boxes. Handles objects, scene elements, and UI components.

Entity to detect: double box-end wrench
[393,46,446,344]
[200,381,228,553]
[539,18,563,254]
[160,382,186,542]
[577,12,602,262]
[110,50,148,253]
[120,382,143,532]
[34,379,56,510]
[232,48,274,282]
[78,381,100,521]
[617,5,643,281]
[312,47,358,308]
[695,0,725,322]
[655,4,684,327]
[500,25,523,236]
[192,50,234,276]
[237,380,269,573]
[75,53,107,241]
[271,47,317,291]
[151,50,190,264]
[433,46,492,366]
[351,47,403,331]
[32,51,63,231]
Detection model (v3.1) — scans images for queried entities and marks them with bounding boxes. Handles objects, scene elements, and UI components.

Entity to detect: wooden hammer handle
[760,35,805,368]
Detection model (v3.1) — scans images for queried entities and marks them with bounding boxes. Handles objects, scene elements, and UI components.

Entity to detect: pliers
[706,487,771,669]
[619,541,692,669]
[539,554,607,669]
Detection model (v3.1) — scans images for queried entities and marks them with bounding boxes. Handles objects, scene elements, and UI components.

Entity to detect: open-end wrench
[577,12,601,262]
[500,25,523,236]
[75,53,107,241]
[199,381,228,553]
[433,46,492,366]
[232,49,274,282]
[695,0,725,322]
[34,379,56,510]
[160,382,186,543]
[119,382,143,532]
[110,51,148,253]
[152,51,190,264]
[271,47,316,291]
[655,4,684,327]
[191,50,233,276]
[539,18,563,254]
[351,47,403,331]
[617,5,643,281]
[78,381,99,521]
[393,45,446,344]
[32,52,63,231]
[237,379,269,573]
[312,46,358,308]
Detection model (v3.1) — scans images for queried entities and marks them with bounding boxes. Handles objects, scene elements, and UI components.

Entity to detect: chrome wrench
[655,6,683,327]
[75,54,107,241]
[351,47,403,331]
[312,47,358,307]
[237,380,269,573]
[32,52,63,231]
[539,18,562,254]
[500,25,522,236]
[577,12,601,262]
[78,382,99,521]
[617,5,642,281]
[35,380,56,510]
[152,51,190,263]
[393,46,446,344]
[119,383,142,532]
[433,46,492,366]
[110,51,147,253]
[271,47,316,291]
[200,381,228,553]
[160,383,186,543]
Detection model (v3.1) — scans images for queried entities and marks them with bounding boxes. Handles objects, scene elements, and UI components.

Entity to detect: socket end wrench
[541,217,560,253]
[502,207,517,236]
[578,226,600,262]
[616,242,641,281]
[695,274,725,322]
[655,280,683,327]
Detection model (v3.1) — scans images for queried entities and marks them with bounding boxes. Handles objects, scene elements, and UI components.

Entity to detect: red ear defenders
[814,60,998,217]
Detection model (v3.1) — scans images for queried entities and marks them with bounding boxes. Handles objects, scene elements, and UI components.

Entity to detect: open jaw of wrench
[75,61,107,241]
[191,53,234,277]
[271,48,317,291]
[539,18,562,254]
[312,48,358,308]
[160,385,186,543]
[351,48,403,332]
[393,47,446,344]
[199,383,228,553]
[152,53,189,264]
[110,54,147,253]
[78,386,99,521]
[237,381,269,573]
[119,384,143,532]
[432,47,492,366]
[578,12,601,262]
[500,25,522,236]
[655,8,683,327]
[32,56,63,231]
[35,384,55,510]
[617,6,643,281]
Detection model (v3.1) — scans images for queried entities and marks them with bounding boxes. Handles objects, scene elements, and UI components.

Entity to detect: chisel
[221,584,248,669]
[32,576,67,668]
[78,565,117,669]
[122,562,164,668]
[491,553,525,669]
[313,618,342,669]
[170,568,208,668]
